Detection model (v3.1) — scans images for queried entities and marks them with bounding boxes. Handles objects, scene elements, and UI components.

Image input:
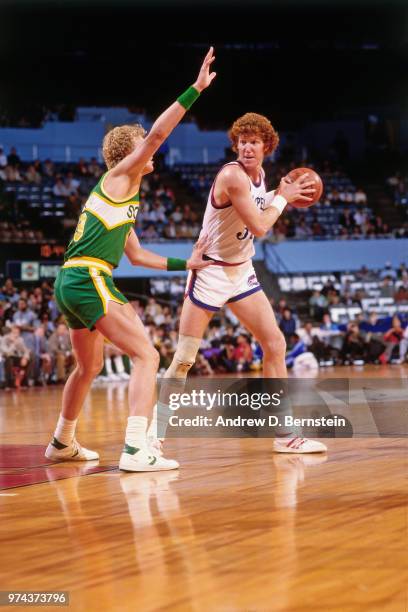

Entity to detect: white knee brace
[164,334,201,379]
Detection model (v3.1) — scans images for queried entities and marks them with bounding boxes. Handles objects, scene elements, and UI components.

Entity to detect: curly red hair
[228,112,279,156]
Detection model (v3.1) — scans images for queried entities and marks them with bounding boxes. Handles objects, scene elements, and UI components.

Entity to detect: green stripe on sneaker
[149,456,157,465]
[123,444,140,455]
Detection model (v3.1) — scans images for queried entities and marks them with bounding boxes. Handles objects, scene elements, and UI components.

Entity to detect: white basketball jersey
[200,161,267,264]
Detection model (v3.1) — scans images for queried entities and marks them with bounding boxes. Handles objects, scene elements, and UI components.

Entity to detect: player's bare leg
[46,328,105,462]
[147,297,213,448]
[94,301,178,471]
[179,296,214,338]
[229,290,327,454]
[228,290,286,377]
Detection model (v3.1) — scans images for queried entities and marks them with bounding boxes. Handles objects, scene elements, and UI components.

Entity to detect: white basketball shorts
[185,261,262,311]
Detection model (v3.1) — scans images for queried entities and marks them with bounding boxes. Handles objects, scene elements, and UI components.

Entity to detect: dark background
[0,0,407,129]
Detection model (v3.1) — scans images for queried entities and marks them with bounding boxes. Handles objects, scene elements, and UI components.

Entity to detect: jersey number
[236,227,254,241]
[73,212,87,242]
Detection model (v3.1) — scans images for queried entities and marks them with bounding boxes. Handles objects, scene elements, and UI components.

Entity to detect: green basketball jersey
[65,173,140,268]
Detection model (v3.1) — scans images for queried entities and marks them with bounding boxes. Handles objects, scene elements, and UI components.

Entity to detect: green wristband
[177,86,200,110]
[167,257,187,271]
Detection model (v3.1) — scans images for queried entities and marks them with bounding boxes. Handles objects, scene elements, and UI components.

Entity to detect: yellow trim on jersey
[91,190,140,208]
[101,170,140,204]
[84,208,138,230]
[63,257,113,275]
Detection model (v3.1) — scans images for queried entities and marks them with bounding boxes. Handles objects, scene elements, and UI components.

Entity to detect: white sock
[114,355,125,374]
[105,357,113,375]
[147,402,168,440]
[125,416,148,449]
[54,415,77,446]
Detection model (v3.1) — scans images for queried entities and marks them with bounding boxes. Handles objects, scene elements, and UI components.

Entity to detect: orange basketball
[286,167,323,208]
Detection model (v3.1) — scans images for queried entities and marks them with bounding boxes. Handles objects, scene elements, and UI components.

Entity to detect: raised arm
[221,167,316,237]
[109,47,216,183]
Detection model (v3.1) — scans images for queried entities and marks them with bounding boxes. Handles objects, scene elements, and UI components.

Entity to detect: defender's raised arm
[107,47,216,183]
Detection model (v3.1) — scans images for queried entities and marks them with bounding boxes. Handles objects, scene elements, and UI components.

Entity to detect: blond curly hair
[228,112,279,156]
[102,124,147,169]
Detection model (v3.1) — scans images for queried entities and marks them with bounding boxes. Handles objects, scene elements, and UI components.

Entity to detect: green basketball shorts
[54,257,128,330]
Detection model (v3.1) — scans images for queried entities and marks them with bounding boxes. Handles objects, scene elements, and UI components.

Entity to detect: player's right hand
[193,47,217,93]
[278,173,316,204]
[186,234,213,270]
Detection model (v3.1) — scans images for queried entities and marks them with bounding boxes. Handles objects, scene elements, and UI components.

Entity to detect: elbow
[128,250,142,266]
[251,225,267,238]
[148,129,166,145]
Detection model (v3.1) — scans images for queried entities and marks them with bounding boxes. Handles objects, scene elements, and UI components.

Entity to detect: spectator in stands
[76,158,89,177]
[398,263,407,278]
[380,276,394,298]
[12,298,37,347]
[309,290,328,321]
[339,209,355,233]
[65,171,80,195]
[340,321,365,365]
[394,283,408,303]
[141,224,159,239]
[397,326,408,364]
[279,308,298,341]
[0,146,7,168]
[218,340,237,373]
[354,188,367,205]
[233,334,253,372]
[43,159,55,177]
[285,333,307,368]
[1,325,31,389]
[360,312,386,364]
[25,164,42,185]
[32,326,52,385]
[373,215,386,235]
[295,218,313,239]
[355,265,377,282]
[37,311,55,337]
[354,209,367,228]
[380,262,397,280]
[164,220,177,238]
[48,323,74,383]
[53,177,70,197]
[87,157,103,178]
[379,316,404,364]
[3,164,22,182]
[7,147,21,167]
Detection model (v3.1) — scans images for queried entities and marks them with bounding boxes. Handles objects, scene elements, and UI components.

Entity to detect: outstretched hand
[193,47,217,93]
[186,235,213,270]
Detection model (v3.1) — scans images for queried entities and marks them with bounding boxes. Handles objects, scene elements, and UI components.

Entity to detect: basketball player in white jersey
[150,113,327,454]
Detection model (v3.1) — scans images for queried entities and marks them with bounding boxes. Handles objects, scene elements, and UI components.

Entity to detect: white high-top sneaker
[119,443,179,472]
[45,437,99,461]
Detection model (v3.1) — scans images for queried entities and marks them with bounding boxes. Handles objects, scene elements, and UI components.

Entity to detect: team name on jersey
[84,192,139,229]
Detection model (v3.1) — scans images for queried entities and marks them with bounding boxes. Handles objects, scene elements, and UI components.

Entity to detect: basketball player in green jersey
[45,47,216,471]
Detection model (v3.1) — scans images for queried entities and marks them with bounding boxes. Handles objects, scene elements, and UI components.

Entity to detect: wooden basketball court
[1,366,407,611]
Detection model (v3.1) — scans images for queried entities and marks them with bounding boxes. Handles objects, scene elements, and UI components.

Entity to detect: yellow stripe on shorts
[89,267,125,315]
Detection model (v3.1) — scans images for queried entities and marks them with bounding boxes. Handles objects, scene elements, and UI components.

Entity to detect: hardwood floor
[0,367,407,611]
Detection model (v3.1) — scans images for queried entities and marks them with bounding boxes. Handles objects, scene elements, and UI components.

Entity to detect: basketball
[286,167,324,208]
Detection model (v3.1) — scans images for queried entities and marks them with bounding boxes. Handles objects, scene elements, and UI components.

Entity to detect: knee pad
[165,334,201,378]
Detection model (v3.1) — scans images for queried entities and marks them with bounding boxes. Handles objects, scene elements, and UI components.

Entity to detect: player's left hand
[193,47,217,93]
[186,235,213,270]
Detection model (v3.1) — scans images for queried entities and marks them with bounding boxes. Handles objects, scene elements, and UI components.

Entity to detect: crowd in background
[1,259,407,389]
[1,146,407,244]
